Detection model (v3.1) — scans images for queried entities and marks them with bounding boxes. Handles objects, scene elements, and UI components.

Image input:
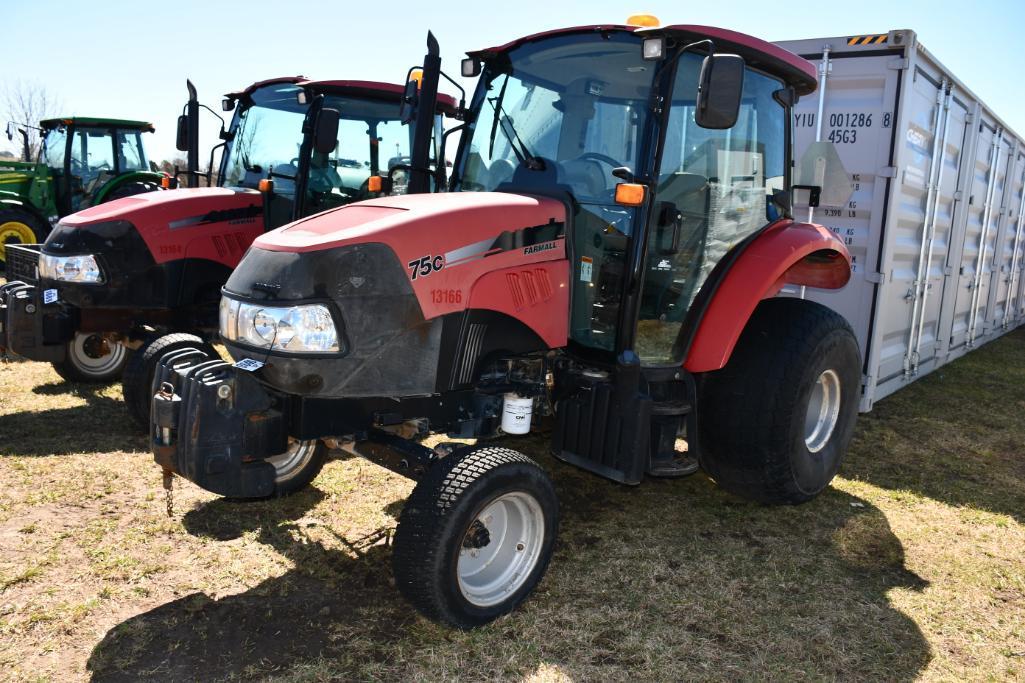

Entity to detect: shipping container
[775,30,1025,411]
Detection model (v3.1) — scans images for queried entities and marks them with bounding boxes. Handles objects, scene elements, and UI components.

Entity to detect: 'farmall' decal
[523,241,557,255]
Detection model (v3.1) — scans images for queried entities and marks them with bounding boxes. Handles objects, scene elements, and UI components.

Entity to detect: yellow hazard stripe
[848,34,888,46]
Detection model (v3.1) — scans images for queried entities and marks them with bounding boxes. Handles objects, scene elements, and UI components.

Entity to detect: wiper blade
[487,76,544,171]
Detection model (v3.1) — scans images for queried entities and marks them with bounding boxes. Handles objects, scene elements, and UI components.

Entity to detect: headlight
[219,297,340,354]
[38,253,104,283]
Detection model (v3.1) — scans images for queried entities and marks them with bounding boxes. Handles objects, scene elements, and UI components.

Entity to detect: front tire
[698,298,860,504]
[266,439,327,497]
[122,333,218,430]
[52,332,129,383]
[393,445,559,629]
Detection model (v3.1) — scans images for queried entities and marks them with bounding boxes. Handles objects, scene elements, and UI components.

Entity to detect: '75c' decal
[408,254,445,280]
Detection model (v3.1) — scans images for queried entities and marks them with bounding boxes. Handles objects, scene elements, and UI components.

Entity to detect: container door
[871,73,973,407]
[783,53,900,408]
[1009,151,1025,325]
[985,144,1025,333]
[945,121,1010,356]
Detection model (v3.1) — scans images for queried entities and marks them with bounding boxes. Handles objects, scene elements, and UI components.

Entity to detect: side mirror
[461,58,481,77]
[5,122,13,142]
[313,107,340,154]
[175,115,189,152]
[221,98,235,112]
[695,54,745,130]
[399,78,419,125]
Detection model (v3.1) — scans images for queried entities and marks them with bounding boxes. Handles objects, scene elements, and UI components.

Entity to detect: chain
[162,468,175,518]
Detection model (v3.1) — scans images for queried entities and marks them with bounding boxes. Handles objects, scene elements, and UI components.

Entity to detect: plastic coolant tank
[501,394,533,435]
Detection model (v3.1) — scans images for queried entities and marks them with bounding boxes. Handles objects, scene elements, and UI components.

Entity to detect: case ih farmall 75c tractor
[151,21,857,628]
[0,72,455,409]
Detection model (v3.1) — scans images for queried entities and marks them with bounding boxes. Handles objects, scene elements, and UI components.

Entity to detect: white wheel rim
[457,491,545,608]
[68,333,127,377]
[804,369,842,453]
[266,439,318,483]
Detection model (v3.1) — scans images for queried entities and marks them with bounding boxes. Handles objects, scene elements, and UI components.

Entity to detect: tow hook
[153,381,180,447]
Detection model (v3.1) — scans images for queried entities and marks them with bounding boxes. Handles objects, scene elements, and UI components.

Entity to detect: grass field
[1,330,1024,681]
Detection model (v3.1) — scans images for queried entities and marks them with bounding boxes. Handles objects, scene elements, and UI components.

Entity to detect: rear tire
[393,445,559,629]
[122,333,217,431]
[51,332,128,383]
[0,207,47,270]
[698,298,860,504]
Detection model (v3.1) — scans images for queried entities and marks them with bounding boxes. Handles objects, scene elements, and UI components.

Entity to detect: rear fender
[683,221,851,373]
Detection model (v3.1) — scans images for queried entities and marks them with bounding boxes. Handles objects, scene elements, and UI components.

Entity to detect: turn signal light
[367,175,383,193]
[160,176,171,189]
[410,69,423,88]
[258,179,273,193]
[627,14,660,27]
[615,182,646,206]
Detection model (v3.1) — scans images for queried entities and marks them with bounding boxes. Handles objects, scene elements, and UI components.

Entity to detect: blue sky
[3,0,1023,162]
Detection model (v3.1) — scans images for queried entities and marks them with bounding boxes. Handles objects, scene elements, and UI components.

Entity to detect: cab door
[634,56,789,366]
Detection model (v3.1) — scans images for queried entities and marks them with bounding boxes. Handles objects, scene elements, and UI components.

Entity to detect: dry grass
[1,330,1024,681]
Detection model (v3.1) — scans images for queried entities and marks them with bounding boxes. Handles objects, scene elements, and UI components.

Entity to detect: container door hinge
[888,58,910,70]
[965,112,975,124]
[865,271,884,284]
[953,190,963,201]
[879,166,898,178]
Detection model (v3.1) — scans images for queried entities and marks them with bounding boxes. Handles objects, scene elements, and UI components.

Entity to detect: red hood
[61,187,260,227]
[58,187,264,268]
[255,192,565,254]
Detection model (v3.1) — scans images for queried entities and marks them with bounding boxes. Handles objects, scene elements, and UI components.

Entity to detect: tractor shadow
[86,451,931,681]
[86,487,411,682]
[0,379,143,457]
[842,327,1025,525]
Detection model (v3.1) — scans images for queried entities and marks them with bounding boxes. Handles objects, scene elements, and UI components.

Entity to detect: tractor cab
[454,23,823,368]
[37,117,158,214]
[200,78,455,230]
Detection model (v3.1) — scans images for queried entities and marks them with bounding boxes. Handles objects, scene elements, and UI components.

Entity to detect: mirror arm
[206,141,226,187]
[440,123,468,189]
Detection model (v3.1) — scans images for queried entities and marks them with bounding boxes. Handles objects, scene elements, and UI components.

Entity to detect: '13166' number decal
[408,254,444,280]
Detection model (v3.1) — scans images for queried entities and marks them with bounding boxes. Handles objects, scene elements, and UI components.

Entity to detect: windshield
[303,94,418,214]
[221,83,308,191]
[458,32,654,214]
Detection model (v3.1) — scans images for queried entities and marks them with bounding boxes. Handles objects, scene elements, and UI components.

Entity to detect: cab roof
[227,76,458,114]
[469,24,818,95]
[39,117,155,132]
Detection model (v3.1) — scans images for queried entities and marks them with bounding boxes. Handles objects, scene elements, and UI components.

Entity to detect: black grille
[5,244,41,283]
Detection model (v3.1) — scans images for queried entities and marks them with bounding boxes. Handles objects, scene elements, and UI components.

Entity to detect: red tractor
[1,58,457,427]
[150,21,858,628]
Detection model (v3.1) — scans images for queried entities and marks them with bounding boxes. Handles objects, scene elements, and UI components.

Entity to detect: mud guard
[683,221,851,373]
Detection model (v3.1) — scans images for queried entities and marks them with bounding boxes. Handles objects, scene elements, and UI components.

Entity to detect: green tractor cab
[0,117,164,267]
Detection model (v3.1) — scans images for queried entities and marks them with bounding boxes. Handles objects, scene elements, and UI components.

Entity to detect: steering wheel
[573,152,622,169]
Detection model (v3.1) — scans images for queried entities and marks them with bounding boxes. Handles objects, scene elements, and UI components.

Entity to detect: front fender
[684,220,851,373]
[0,195,50,227]
[93,171,166,204]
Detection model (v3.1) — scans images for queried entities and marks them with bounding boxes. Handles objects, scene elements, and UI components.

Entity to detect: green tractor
[1,117,164,267]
